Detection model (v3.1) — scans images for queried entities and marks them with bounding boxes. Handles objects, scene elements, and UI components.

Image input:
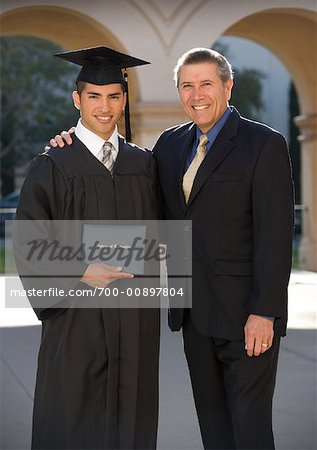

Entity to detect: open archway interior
[0,5,141,103]
[223,8,317,114]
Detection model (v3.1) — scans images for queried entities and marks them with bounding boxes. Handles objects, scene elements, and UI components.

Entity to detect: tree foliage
[0,36,79,195]
[212,40,265,120]
[230,68,265,119]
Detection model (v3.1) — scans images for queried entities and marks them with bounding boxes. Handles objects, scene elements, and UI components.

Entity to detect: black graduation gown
[15,135,160,450]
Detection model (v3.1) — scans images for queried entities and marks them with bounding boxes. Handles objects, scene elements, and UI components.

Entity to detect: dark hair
[173,47,233,87]
[76,81,125,96]
[76,81,87,96]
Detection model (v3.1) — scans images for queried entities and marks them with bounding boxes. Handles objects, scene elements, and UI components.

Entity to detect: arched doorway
[0,5,141,121]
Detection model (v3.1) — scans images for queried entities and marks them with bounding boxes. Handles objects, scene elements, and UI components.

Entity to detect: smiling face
[72,82,126,140]
[178,62,233,133]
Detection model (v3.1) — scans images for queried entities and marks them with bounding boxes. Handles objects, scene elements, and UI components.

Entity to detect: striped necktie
[182,134,208,203]
[101,141,115,173]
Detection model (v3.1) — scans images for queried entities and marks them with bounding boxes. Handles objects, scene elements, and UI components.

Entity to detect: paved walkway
[0,270,316,450]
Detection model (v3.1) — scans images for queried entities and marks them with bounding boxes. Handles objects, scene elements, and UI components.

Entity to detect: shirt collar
[75,119,119,158]
[196,106,232,149]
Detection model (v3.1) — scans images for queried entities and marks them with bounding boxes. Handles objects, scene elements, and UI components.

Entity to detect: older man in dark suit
[152,48,294,449]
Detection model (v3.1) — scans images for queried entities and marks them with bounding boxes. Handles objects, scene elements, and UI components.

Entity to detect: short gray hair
[173,47,233,87]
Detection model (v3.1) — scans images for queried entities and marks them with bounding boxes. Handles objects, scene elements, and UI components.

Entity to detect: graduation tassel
[124,70,132,142]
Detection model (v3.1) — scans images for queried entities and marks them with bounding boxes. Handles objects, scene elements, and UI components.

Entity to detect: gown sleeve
[14,154,88,320]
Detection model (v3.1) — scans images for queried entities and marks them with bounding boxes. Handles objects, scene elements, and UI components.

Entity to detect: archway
[0,5,141,110]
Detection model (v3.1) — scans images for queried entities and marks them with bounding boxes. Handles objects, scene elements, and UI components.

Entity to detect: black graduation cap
[55,46,150,142]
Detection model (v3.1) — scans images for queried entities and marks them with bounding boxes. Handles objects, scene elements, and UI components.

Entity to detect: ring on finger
[261,343,268,348]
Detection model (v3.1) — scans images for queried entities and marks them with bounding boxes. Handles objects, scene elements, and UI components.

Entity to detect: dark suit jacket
[153,108,294,340]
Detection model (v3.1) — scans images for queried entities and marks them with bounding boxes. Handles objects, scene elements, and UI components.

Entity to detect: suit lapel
[186,108,240,206]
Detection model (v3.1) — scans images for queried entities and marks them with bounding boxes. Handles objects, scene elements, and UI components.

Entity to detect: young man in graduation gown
[15,47,160,450]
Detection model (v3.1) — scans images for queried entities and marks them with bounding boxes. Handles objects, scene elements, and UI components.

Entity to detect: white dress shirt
[74,119,119,164]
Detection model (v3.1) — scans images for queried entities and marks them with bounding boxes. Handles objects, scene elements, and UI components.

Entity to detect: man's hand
[81,263,133,288]
[244,314,274,357]
[50,127,75,148]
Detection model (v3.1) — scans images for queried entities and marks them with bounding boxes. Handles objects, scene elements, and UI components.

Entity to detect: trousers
[182,311,280,449]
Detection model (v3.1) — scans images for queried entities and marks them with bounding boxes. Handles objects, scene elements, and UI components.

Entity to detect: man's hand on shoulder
[244,314,274,357]
[50,127,75,148]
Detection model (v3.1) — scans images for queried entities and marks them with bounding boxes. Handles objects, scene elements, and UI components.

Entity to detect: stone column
[132,102,188,149]
[294,113,317,271]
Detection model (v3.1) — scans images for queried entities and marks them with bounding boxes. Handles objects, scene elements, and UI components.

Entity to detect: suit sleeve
[248,132,294,319]
[147,149,165,220]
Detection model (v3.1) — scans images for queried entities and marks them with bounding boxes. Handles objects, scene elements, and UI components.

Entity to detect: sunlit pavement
[1,270,316,450]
